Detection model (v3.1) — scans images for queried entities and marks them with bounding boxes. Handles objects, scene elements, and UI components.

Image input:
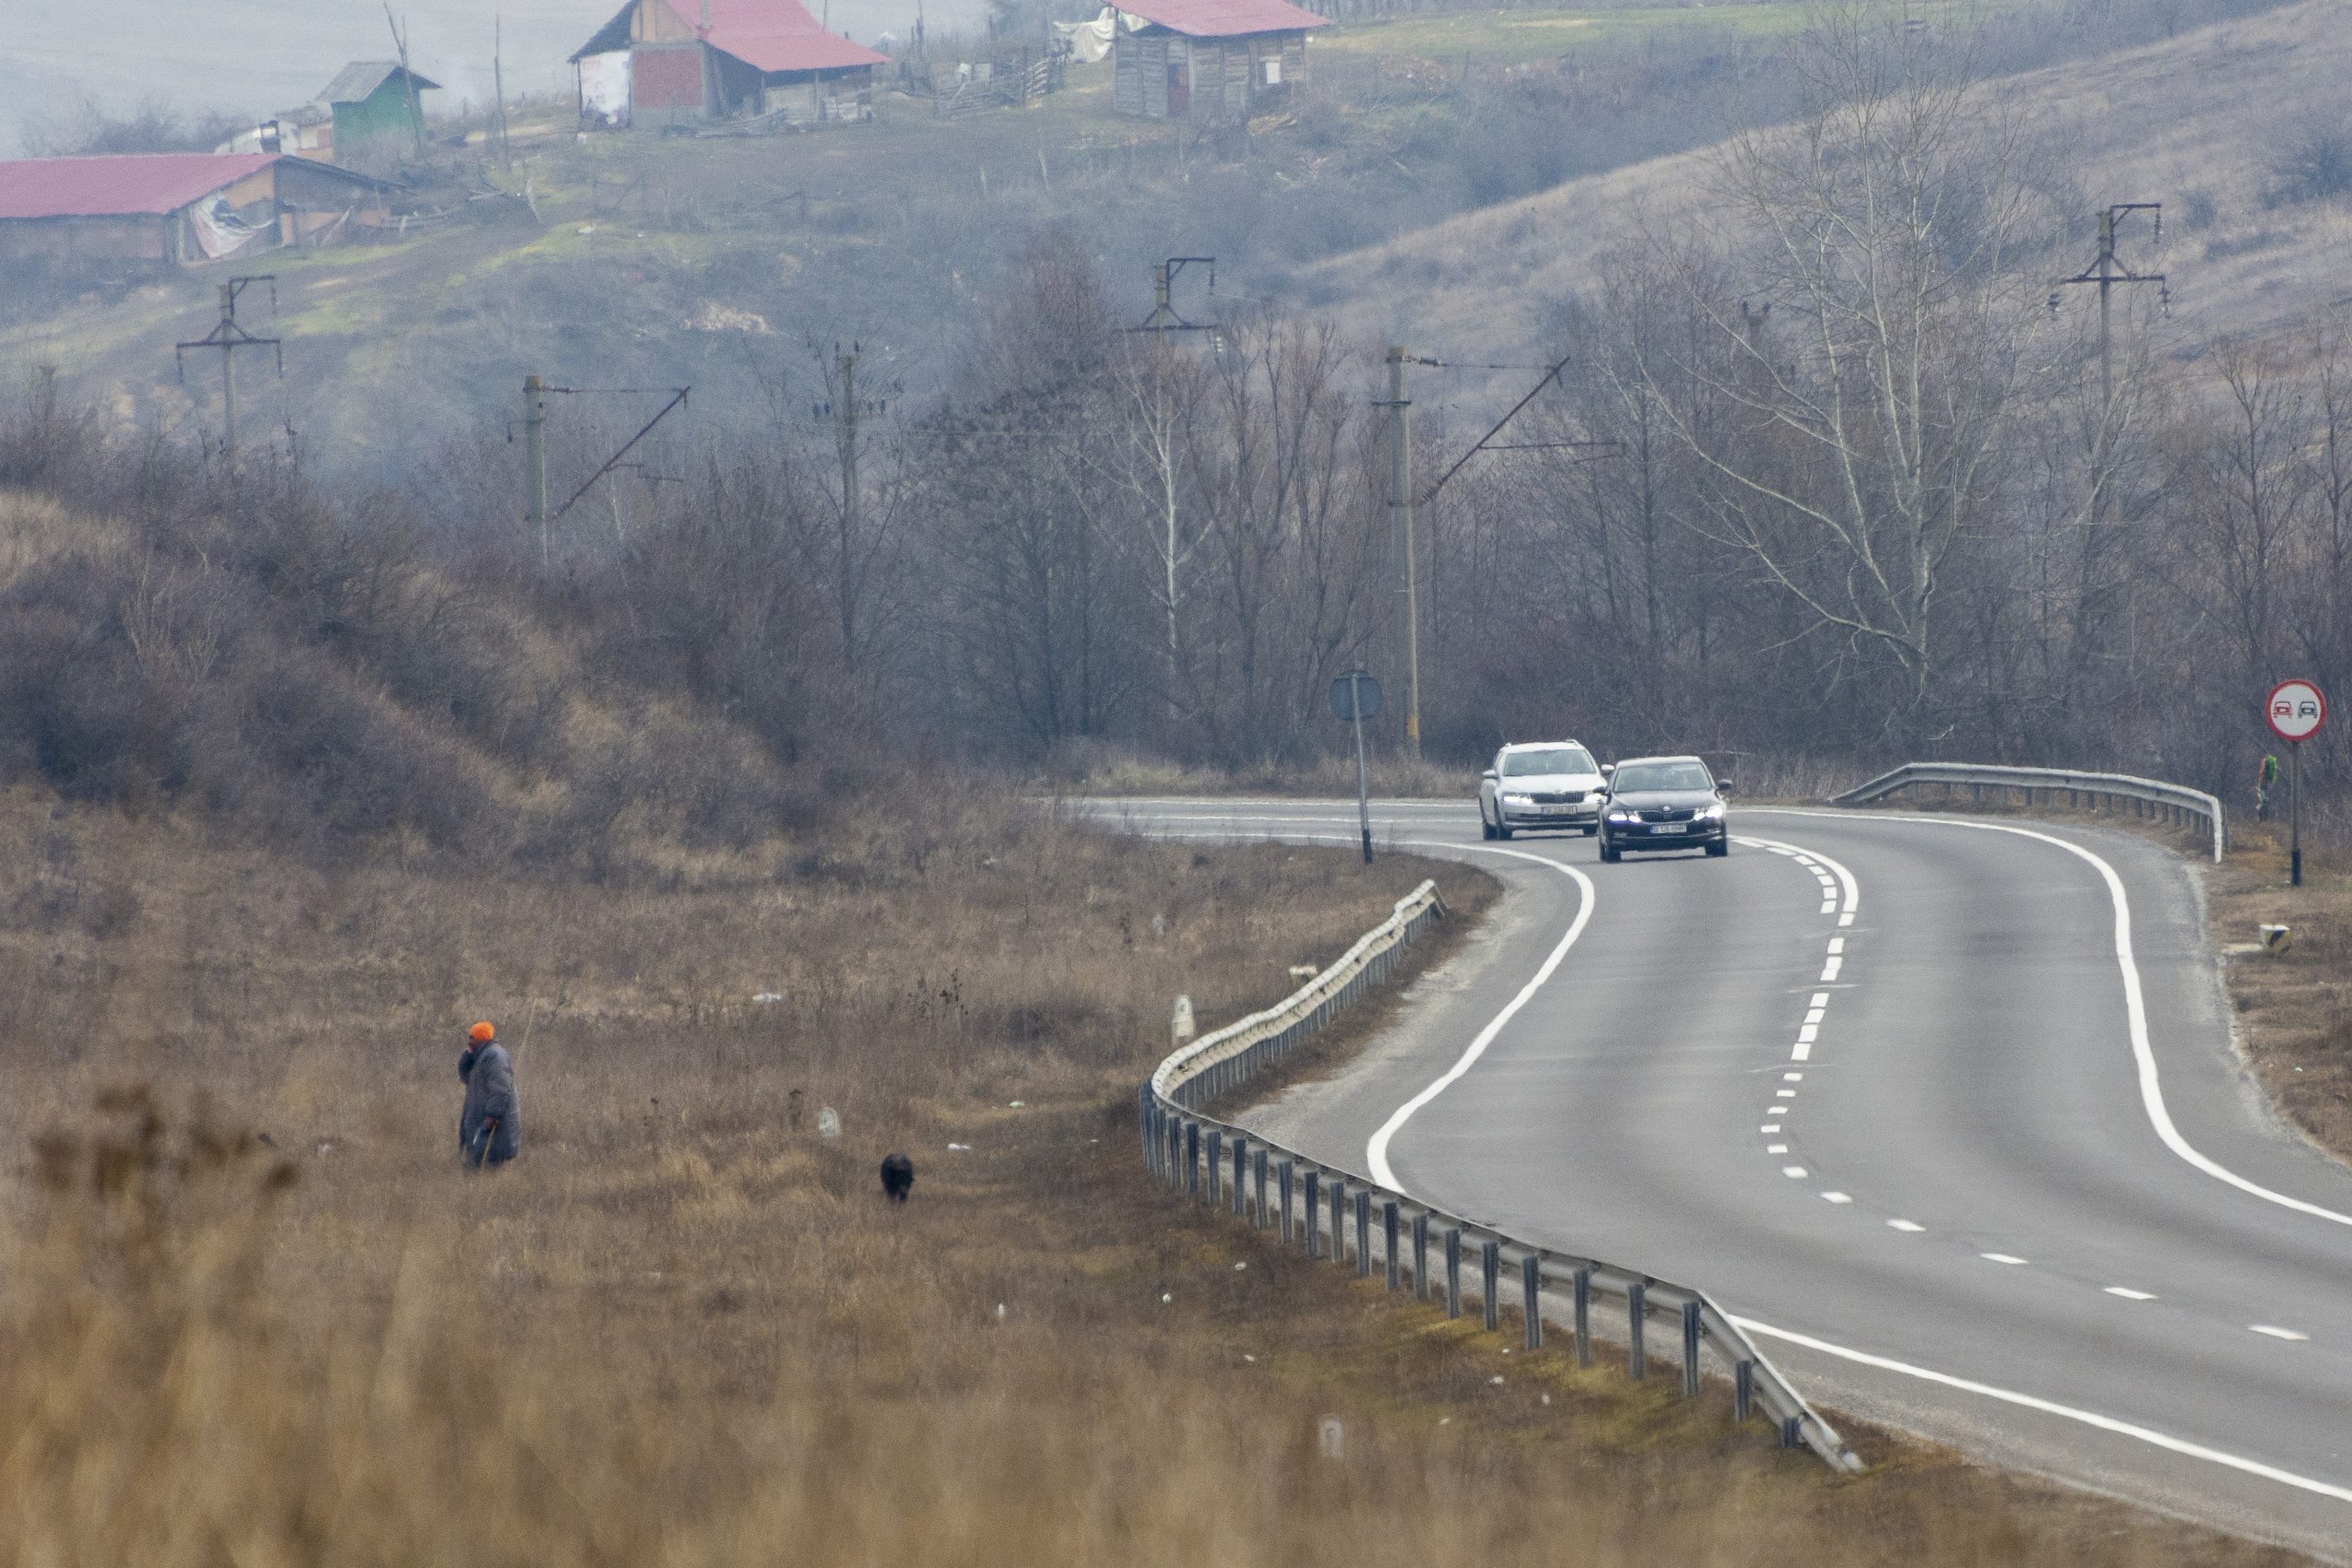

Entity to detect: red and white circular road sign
[2267,679,2328,742]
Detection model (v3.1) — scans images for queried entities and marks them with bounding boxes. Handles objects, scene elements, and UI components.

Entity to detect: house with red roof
[0,153,395,267]
[1109,0,1327,121]
[571,0,889,131]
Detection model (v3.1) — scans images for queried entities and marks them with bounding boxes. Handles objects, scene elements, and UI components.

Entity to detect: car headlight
[1696,801,1725,820]
[1503,793,1533,805]
[1606,810,1638,824]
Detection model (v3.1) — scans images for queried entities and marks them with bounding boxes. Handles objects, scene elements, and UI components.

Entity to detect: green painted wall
[333,77,422,157]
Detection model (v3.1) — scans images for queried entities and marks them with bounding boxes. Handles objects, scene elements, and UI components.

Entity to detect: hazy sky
[6,0,990,154]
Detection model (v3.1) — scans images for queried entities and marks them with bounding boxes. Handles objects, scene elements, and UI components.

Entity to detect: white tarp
[1052,7,1118,62]
[191,197,267,259]
[579,50,632,127]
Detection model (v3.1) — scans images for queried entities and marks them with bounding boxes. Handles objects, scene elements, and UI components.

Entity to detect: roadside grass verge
[0,784,2308,1564]
[2204,821,2352,1165]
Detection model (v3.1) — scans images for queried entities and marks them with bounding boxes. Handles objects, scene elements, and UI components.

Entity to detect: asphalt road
[1091,796,2352,1561]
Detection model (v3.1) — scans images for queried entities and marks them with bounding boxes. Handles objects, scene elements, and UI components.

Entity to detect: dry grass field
[0,780,2320,1565]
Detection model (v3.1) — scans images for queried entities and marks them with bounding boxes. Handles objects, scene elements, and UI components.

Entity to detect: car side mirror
[1481,769,1498,782]
[1600,762,1615,776]
[1717,780,1735,797]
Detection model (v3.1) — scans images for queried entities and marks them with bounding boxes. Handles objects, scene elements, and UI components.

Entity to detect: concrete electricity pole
[520,374,548,563]
[175,275,280,475]
[2053,203,2166,532]
[1380,346,1437,760]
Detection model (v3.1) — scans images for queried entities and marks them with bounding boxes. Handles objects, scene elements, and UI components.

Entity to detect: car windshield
[1612,761,1713,793]
[1502,747,1594,777]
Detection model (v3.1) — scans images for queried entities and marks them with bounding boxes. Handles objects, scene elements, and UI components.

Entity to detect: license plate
[1654,823,1688,834]
[1540,804,1572,816]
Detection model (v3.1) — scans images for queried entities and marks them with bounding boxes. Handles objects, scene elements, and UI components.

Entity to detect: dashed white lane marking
[1760,1122,1782,1134]
[1775,1089,1797,1099]
[1804,1008,1826,1024]
[1887,1219,1926,1233]
[1819,900,1838,913]
[1758,807,2352,1232]
[1826,936,1846,954]
[1810,992,1830,1008]
[1769,1144,1790,1154]
[2251,1325,2311,1341]
[1798,1023,1819,1043]
[1784,1071,1804,1081]
[1980,1252,2030,1266]
[1792,1041,1814,1062]
[1822,1190,1853,1203]
[2106,1287,2157,1301]
[1782,1166,1809,1178]
[1733,1317,2352,1508]
[1820,956,1844,982]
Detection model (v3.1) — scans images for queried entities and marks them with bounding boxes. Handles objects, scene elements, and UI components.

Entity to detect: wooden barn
[1112,0,1326,122]
[571,0,888,130]
[0,153,395,266]
[218,62,440,165]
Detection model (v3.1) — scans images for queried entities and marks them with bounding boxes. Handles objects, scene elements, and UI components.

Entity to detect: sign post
[1329,671,1382,864]
[2266,680,2327,886]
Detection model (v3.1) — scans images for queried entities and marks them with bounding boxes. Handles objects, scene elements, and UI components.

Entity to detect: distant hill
[6,0,977,155]
[1291,0,2352,370]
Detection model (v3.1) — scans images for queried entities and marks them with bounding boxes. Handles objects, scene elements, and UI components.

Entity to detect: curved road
[1099,797,2352,1561]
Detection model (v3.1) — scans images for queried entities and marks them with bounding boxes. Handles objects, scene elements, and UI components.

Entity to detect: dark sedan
[1597,755,1729,863]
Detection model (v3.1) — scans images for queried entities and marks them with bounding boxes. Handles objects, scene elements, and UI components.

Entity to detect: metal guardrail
[1830,762,2225,863]
[1137,880,1861,1472]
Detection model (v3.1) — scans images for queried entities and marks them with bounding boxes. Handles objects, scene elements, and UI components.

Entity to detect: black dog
[879,1152,914,1202]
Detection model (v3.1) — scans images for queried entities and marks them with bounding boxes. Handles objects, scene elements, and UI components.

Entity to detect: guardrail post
[1254,1147,1270,1228]
[1412,1213,1430,1300]
[1184,1122,1200,1196]
[1330,1179,1347,1266]
[1139,1085,1154,1170]
[1166,1116,1182,1186]
[1573,1268,1592,1367]
[1278,1161,1295,1246]
[1444,1228,1463,1319]
[1680,1301,1702,1397]
[1781,1416,1802,1450]
[1735,1359,1754,1423]
[1231,1138,1247,1216]
[1522,1254,1542,1350]
[1384,1201,1401,1292]
[1627,1282,1646,1379]
[1354,1190,1372,1278]
[1304,1171,1321,1258]
[1205,1130,1221,1206]
[1481,1240,1501,1331]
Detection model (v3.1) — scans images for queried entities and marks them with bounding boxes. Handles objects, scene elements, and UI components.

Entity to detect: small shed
[571,0,888,130]
[0,154,396,266]
[217,62,439,165]
[317,62,440,162]
[1112,0,1326,121]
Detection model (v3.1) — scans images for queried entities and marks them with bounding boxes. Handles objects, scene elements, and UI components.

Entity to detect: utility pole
[1379,347,1437,761]
[2053,203,2167,535]
[521,373,548,563]
[175,275,280,474]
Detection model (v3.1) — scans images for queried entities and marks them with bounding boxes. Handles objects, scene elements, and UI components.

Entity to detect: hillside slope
[1294,0,2352,365]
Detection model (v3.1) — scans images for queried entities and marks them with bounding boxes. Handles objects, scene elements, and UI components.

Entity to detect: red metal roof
[0,153,281,220]
[1118,0,1327,37]
[661,0,888,72]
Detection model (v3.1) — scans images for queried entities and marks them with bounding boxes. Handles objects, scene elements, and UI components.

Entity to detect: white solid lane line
[1758,807,2352,1232]
[1733,1316,2352,1507]
[1363,845,1598,1191]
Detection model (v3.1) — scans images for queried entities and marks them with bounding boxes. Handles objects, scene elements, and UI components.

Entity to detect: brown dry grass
[2204,821,2352,1160]
[0,786,2312,1566]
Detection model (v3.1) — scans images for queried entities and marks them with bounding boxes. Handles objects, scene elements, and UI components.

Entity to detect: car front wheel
[1598,837,1620,863]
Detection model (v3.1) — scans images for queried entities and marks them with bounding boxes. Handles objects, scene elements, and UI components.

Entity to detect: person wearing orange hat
[458,1021,520,1168]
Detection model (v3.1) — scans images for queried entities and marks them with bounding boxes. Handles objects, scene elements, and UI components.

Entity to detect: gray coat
[458,1043,521,1164]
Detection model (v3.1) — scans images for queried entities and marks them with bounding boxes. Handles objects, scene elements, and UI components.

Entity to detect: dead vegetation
[0,784,2317,1566]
